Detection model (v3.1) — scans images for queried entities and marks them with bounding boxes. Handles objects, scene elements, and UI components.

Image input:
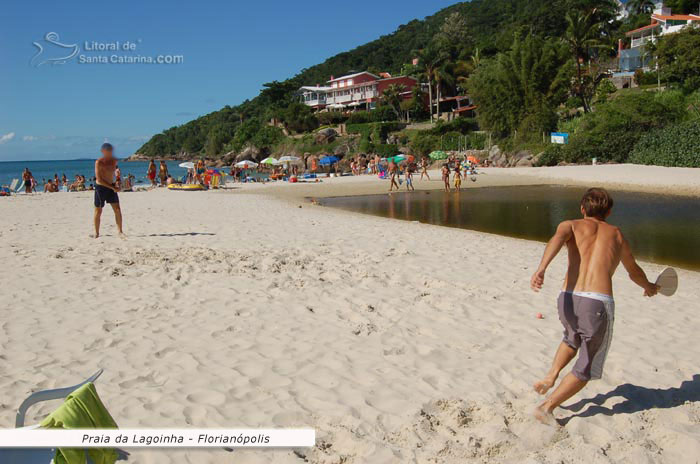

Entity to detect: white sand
[1,165,699,463]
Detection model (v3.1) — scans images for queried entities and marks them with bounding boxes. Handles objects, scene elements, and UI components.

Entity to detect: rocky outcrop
[485,146,540,168]
[334,143,351,156]
[314,128,338,144]
[508,150,534,167]
[124,151,193,162]
[487,145,507,167]
[235,146,261,162]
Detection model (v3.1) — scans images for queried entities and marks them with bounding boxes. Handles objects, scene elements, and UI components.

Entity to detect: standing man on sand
[530,188,658,424]
[93,143,124,239]
[388,160,400,192]
[22,168,33,194]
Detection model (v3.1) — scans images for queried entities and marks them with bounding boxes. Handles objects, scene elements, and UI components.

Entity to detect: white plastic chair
[15,369,104,428]
[0,369,127,463]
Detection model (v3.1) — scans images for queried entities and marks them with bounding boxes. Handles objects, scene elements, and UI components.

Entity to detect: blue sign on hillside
[551,132,569,144]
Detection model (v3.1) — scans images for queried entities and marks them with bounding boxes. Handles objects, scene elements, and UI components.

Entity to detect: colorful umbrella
[429,150,448,160]
[235,160,258,169]
[387,154,407,164]
[179,162,195,169]
[278,155,301,164]
[319,156,339,166]
[260,157,280,165]
[467,155,480,164]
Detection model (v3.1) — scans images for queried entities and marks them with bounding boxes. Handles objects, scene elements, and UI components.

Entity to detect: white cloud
[22,135,38,142]
[0,132,15,144]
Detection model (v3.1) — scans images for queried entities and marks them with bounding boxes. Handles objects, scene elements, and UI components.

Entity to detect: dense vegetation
[138,0,700,167]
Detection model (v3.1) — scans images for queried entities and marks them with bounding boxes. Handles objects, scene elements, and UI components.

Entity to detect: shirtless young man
[93,143,124,239]
[530,188,658,424]
[388,161,400,192]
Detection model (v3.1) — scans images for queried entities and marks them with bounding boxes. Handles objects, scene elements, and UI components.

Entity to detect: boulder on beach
[315,128,338,144]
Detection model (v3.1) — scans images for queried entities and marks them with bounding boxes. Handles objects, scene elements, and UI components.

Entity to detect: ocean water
[0,159,190,188]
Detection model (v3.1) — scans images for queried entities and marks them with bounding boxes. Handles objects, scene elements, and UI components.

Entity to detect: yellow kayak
[167,183,207,191]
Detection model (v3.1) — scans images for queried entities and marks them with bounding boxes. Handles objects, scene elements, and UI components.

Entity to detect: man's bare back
[532,215,657,298]
[560,218,623,296]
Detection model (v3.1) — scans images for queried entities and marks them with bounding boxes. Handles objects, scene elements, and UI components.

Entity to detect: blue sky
[0,0,459,161]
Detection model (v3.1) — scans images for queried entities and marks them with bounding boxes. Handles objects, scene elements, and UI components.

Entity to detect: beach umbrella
[260,157,280,165]
[278,155,301,164]
[387,154,407,164]
[179,161,195,169]
[429,150,448,160]
[235,160,258,169]
[319,156,339,166]
[467,155,480,164]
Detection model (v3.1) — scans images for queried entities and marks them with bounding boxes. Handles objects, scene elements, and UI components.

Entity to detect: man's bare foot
[118,232,127,240]
[534,376,556,395]
[91,233,100,239]
[533,405,556,426]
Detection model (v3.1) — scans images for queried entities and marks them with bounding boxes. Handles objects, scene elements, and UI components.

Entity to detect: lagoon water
[321,185,700,270]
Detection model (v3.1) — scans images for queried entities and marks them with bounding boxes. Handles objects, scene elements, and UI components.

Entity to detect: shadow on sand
[146,232,216,237]
[558,374,700,426]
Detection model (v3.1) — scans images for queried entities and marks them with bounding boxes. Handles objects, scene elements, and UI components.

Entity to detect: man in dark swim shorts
[93,143,124,239]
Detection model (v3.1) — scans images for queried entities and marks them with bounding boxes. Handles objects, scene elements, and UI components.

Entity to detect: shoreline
[234,164,700,202]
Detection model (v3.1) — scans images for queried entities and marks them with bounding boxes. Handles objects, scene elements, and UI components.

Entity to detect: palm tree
[563,10,605,113]
[417,45,447,123]
[381,84,406,120]
[453,48,482,92]
[433,62,456,119]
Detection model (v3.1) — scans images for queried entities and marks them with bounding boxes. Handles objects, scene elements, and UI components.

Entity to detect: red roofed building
[620,6,700,72]
[297,71,420,112]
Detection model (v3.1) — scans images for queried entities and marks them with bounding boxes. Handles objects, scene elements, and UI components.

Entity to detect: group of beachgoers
[146,159,175,186]
[20,168,94,194]
[439,159,478,193]
[383,155,477,193]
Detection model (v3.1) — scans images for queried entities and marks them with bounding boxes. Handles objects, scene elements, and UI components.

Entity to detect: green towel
[39,382,118,464]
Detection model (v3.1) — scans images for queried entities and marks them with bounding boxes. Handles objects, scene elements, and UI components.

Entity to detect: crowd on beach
[16,166,137,194]
[8,151,480,195]
[20,168,95,194]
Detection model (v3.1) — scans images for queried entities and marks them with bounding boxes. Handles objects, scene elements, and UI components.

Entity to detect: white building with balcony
[620,7,700,72]
[297,71,418,112]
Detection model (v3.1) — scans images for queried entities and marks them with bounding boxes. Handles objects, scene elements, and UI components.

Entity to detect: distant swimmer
[93,143,124,239]
[530,188,659,424]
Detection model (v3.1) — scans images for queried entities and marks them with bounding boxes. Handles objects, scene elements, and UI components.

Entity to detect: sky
[0,0,459,161]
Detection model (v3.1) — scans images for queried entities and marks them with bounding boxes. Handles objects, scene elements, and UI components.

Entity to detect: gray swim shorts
[557,291,615,381]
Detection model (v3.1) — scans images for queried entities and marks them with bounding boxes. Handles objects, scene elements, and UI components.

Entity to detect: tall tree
[563,10,610,113]
[381,84,407,120]
[416,45,448,123]
[468,33,571,138]
[655,27,700,92]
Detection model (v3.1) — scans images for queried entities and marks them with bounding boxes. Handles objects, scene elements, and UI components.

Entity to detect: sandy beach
[1,165,699,463]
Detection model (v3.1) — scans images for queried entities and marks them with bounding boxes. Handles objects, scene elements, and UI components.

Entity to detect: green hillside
[137,0,700,168]
[136,0,580,158]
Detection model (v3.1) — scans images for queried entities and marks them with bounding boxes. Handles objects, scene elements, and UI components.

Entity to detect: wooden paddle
[655,267,678,297]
